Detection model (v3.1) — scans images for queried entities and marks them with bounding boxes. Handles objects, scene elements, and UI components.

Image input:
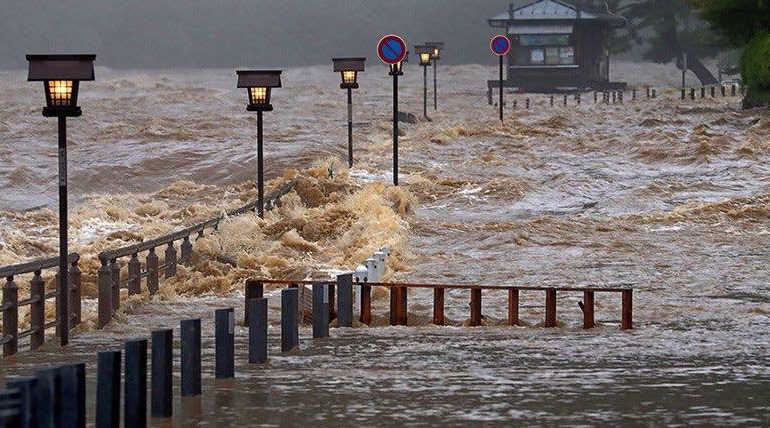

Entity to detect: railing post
[180,235,193,265]
[110,259,120,313]
[96,350,121,428]
[124,339,148,428]
[399,287,408,326]
[545,289,557,328]
[389,287,397,326]
[151,329,173,419]
[164,243,177,278]
[281,288,299,353]
[248,298,268,364]
[3,276,19,357]
[622,290,633,330]
[147,248,159,295]
[360,283,371,325]
[215,308,235,379]
[97,258,112,328]
[181,319,202,397]
[30,271,45,349]
[470,288,482,327]
[583,290,595,329]
[508,289,519,326]
[433,287,445,326]
[128,253,141,295]
[312,282,330,339]
[336,273,353,328]
[244,279,263,325]
[70,259,82,326]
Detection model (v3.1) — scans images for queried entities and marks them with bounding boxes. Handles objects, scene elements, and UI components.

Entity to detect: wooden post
[110,259,120,312]
[701,87,706,98]
[3,276,18,357]
[151,329,173,419]
[281,288,299,352]
[215,308,235,378]
[128,253,141,295]
[507,289,519,326]
[583,290,595,329]
[312,282,330,339]
[545,289,557,328]
[470,288,482,326]
[164,243,177,278]
[711,86,716,97]
[70,260,81,326]
[337,273,353,328]
[433,287,445,326]
[389,287,398,326]
[360,284,371,325]
[181,319,202,396]
[248,299,268,364]
[30,271,45,349]
[146,248,159,295]
[36,367,62,427]
[124,339,147,428]
[622,290,633,330]
[244,279,263,325]
[180,236,193,264]
[98,259,112,328]
[5,377,36,428]
[60,363,86,428]
[96,350,121,428]
[399,286,408,326]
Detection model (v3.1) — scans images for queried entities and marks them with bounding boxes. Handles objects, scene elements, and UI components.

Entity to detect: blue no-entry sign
[378,35,407,65]
[490,35,511,56]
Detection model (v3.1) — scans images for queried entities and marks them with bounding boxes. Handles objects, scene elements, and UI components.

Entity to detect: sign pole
[393,72,398,186]
[499,55,504,123]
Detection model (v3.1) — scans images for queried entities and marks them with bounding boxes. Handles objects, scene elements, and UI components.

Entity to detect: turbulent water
[1,61,769,425]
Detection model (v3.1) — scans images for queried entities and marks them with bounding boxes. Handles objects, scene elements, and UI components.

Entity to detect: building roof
[489,0,626,28]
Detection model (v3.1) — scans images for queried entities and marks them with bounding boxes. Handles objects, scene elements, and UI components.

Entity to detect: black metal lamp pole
[393,70,399,186]
[433,58,438,111]
[347,87,353,168]
[423,64,429,120]
[57,114,69,345]
[257,111,264,218]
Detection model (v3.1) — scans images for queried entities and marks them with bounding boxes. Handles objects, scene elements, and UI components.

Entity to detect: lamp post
[415,46,433,120]
[425,42,444,111]
[332,57,366,168]
[26,54,96,347]
[236,70,282,218]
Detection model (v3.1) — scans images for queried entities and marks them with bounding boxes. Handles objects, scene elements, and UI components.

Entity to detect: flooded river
[1,61,769,425]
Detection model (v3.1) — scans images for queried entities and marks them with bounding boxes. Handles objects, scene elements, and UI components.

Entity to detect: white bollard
[373,251,386,279]
[365,258,379,283]
[353,265,367,314]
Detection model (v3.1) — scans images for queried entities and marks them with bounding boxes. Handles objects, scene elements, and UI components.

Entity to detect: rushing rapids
[0,61,769,424]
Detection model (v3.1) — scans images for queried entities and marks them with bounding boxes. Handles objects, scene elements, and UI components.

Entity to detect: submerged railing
[0,253,80,358]
[94,179,296,328]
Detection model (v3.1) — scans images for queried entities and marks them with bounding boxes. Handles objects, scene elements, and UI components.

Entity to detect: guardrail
[0,253,80,358]
[253,279,634,330]
[94,179,297,328]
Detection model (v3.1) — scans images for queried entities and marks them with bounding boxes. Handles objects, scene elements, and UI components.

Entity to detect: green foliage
[741,32,770,105]
[688,0,770,46]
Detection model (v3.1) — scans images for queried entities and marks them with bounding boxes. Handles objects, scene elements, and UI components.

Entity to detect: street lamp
[415,45,433,120]
[425,42,444,110]
[236,70,282,218]
[26,54,96,347]
[332,57,366,168]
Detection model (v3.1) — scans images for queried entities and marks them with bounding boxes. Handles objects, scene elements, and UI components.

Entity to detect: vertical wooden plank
[110,259,120,312]
[180,236,193,265]
[70,260,82,326]
[545,289,557,328]
[3,276,18,357]
[583,290,595,329]
[433,287,445,326]
[164,243,177,278]
[336,273,353,328]
[96,350,121,428]
[128,253,141,295]
[181,319,202,396]
[389,287,397,326]
[508,289,519,326]
[30,271,45,349]
[399,286,408,326]
[146,248,159,295]
[360,284,371,325]
[470,288,482,327]
[124,339,147,428]
[151,329,173,419]
[248,299,268,364]
[244,279,264,325]
[281,288,299,352]
[622,290,633,330]
[97,259,112,328]
[215,308,235,378]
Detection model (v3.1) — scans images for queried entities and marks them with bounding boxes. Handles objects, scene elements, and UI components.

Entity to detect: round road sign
[490,35,511,56]
[378,35,407,65]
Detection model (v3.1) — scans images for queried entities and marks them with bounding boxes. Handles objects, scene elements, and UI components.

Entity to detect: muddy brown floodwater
[1,61,769,425]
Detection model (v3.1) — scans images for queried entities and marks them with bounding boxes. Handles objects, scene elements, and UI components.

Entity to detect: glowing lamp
[27,54,95,117]
[389,51,407,76]
[425,42,444,60]
[332,57,366,89]
[236,70,282,112]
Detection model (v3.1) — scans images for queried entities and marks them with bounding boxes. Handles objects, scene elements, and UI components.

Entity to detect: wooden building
[488,0,627,94]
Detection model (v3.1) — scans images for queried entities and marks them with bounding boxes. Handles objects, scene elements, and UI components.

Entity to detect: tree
[610,0,725,85]
[688,0,770,107]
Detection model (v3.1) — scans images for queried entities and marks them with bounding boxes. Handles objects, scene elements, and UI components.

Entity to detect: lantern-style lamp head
[237,70,282,112]
[389,51,408,76]
[332,57,366,89]
[425,42,444,60]
[415,45,433,67]
[26,54,96,118]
